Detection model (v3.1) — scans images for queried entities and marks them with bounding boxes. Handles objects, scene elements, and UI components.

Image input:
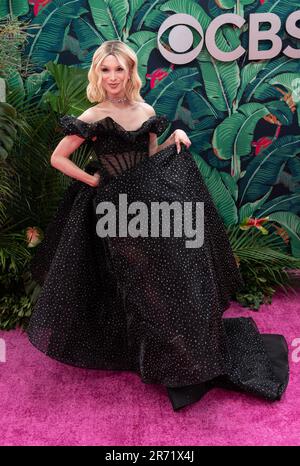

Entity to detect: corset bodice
[59,114,170,179]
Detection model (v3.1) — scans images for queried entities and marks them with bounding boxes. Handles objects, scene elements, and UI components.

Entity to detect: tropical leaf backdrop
[1,0,300,322]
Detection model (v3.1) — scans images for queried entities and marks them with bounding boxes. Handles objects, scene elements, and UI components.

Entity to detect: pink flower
[26,227,43,248]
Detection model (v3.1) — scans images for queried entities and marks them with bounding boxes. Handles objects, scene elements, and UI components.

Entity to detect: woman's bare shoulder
[77,105,106,123]
[138,101,156,117]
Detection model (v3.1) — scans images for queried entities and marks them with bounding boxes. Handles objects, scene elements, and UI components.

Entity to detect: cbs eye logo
[157,12,300,63]
[157,13,204,65]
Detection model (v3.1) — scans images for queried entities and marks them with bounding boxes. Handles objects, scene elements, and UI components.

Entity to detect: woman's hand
[89,171,101,188]
[173,129,192,154]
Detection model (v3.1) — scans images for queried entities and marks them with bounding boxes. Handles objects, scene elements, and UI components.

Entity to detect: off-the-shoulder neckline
[66,114,168,133]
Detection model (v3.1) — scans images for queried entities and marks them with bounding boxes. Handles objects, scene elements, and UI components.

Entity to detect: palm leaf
[256,0,300,17]
[269,73,300,125]
[238,189,273,222]
[186,86,220,120]
[198,48,240,114]
[128,31,159,84]
[146,67,201,117]
[236,61,266,105]
[44,62,90,115]
[267,211,300,258]
[24,0,83,71]
[192,152,238,226]
[244,56,299,103]
[256,193,300,218]
[0,0,29,17]
[88,0,129,40]
[239,135,300,205]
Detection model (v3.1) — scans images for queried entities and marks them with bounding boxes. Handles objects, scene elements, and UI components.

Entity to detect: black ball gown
[27,114,289,411]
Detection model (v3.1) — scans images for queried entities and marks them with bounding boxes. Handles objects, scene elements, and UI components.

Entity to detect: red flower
[28,0,52,16]
[252,136,273,156]
[240,216,270,235]
[252,125,281,156]
[246,218,267,227]
[146,64,174,89]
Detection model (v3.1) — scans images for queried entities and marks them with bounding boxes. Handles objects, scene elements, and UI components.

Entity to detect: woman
[27,40,289,411]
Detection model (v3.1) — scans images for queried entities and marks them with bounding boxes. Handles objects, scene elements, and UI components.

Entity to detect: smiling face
[99,54,130,100]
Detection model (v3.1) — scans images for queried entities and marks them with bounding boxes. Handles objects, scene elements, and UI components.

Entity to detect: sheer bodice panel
[96,148,148,177]
[59,114,170,179]
[92,131,149,177]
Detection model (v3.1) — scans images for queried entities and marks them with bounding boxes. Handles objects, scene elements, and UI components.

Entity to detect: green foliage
[228,225,300,309]
[0,0,29,20]
[42,62,91,116]
[192,152,239,226]
[0,244,33,330]
[0,294,32,330]
[0,102,18,160]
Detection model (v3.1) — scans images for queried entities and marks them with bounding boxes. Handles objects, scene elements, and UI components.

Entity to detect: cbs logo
[157,12,300,63]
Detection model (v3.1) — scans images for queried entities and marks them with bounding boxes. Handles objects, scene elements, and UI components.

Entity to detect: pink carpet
[0,288,299,446]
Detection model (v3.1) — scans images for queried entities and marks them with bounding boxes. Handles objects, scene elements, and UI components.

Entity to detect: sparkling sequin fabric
[27,114,289,410]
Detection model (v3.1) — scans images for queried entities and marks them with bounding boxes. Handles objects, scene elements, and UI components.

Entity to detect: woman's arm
[51,109,100,188]
[142,103,191,157]
[148,132,175,157]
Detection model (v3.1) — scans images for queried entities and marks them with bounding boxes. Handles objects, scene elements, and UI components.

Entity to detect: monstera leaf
[239,135,300,205]
[192,152,238,226]
[0,103,17,161]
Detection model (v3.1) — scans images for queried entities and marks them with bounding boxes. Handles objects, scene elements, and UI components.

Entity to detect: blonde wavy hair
[87,40,145,104]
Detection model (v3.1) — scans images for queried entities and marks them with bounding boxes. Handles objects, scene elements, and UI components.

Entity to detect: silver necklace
[105,96,129,104]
